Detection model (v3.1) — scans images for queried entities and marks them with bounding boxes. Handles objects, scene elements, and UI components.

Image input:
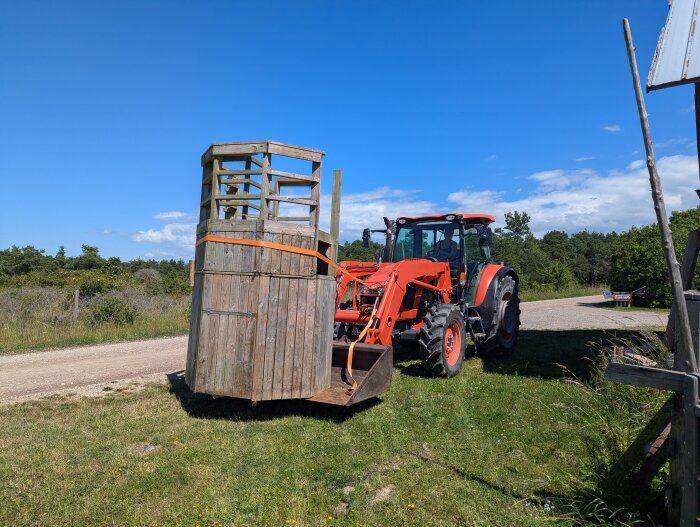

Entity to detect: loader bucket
[308,342,393,406]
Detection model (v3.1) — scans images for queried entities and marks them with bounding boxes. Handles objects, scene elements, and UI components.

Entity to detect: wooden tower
[185,141,337,401]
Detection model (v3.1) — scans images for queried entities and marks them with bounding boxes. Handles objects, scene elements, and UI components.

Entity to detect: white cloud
[153,211,195,220]
[603,125,621,132]
[131,222,196,246]
[319,186,441,242]
[448,154,698,236]
[575,156,595,162]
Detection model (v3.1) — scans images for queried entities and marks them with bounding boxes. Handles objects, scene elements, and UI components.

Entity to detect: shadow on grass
[166,371,380,423]
[480,329,663,383]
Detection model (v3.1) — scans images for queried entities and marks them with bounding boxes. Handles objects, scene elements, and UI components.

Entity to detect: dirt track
[0,295,668,404]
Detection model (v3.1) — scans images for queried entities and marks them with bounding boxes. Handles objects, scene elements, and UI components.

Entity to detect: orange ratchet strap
[195,235,378,290]
[345,296,380,394]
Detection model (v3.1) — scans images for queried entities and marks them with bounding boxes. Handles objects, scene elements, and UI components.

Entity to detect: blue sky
[1,1,698,261]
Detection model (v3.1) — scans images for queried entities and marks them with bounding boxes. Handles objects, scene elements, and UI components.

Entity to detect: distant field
[0,287,190,353]
[518,285,602,302]
[0,329,669,526]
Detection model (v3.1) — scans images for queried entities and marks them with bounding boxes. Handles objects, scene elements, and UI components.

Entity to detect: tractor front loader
[309,212,521,406]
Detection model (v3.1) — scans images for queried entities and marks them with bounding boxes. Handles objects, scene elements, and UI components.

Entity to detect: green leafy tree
[338,240,383,262]
[72,245,104,270]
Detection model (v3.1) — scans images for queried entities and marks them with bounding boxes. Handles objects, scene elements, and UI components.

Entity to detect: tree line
[338,207,700,307]
[0,245,190,296]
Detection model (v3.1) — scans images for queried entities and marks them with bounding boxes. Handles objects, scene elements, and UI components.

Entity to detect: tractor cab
[387,213,495,304]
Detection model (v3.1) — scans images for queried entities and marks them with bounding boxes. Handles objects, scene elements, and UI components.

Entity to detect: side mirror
[478,226,493,247]
[362,228,371,248]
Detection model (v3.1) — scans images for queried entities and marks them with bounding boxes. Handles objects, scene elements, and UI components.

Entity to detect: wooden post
[623,18,697,374]
[73,289,79,322]
[681,374,699,524]
[694,83,700,189]
[189,260,195,288]
[330,169,342,261]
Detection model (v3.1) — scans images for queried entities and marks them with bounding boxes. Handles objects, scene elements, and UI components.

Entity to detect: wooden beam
[266,195,316,206]
[268,168,319,183]
[604,362,686,392]
[330,169,342,261]
[220,178,262,189]
[666,229,700,351]
[623,18,698,373]
[218,168,262,176]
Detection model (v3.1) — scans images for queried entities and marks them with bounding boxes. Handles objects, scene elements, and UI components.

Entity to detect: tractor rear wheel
[419,304,466,377]
[480,275,520,355]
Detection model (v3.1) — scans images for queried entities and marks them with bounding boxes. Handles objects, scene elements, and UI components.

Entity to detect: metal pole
[695,83,700,196]
[623,18,697,373]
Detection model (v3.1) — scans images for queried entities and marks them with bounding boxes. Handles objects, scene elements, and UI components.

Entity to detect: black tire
[419,303,466,377]
[479,275,520,355]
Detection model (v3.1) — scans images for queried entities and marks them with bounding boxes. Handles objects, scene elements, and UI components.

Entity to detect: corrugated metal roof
[647,0,700,91]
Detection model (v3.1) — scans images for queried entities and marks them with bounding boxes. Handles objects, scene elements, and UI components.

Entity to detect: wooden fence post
[330,169,342,262]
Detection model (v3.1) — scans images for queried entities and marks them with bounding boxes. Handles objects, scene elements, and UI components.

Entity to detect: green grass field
[0,310,190,353]
[519,285,603,302]
[0,329,670,526]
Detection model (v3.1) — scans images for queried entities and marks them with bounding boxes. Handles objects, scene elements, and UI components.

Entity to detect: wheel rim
[498,296,517,338]
[443,320,462,366]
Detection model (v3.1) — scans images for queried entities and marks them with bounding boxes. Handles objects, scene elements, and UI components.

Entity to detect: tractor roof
[396,213,495,224]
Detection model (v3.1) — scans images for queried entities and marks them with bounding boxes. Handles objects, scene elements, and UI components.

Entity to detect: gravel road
[0,295,668,404]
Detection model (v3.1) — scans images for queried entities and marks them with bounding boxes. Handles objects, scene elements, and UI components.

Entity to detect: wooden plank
[241,273,257,398]
[260,152,271,220]
[330,169,342,261]
[267,142,324,163]
[318,277,335,390]
[604,362,686,392]
[185,270,203,388]
[251,274,271,401]
[282,278,299,398]
[292,278,308,398]
[301,278,317,397]
[202,275,222,393]
[219,177,262,189]
[666,229,700,351]
[288,234,301,276]
[218,168,262,176]
[279,234,291,275]
[268,168,319,183]
[271,278,290,400]
[262,277,280,400]
[679,374,699,524]
[242,158,252,218]
[266,195,316,207]
[200,164,213,222]
[310,161,321,231]
[213,274,234,394]
[210,158,221,221]
[231,274,248,396]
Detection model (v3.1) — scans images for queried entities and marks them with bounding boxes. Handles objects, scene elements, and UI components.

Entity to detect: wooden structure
[604,19,700,526]
[185,141,339,401]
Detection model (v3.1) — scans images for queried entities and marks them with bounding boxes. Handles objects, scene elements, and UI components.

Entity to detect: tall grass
[520,285,603,302]
[0,287,190,353]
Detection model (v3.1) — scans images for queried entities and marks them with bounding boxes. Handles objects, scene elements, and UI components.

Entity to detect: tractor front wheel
[419,304,466,377]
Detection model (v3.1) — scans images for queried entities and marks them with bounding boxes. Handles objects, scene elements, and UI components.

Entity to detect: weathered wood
[680,374,699,524]
[189,260,195,288]
[623,18,697,373]
[330,169,342,261]
[604,362,686,392]
[187,141,336,401]
[666,229,700,351]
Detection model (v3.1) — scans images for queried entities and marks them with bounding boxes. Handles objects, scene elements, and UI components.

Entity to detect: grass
[588,301,670,315]
[0,287,190,353]
[520,285,603,302]
[0,329,671,526]
[0,311,190,353]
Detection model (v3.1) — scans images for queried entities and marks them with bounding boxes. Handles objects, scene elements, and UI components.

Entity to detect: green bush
[92,297,137,325]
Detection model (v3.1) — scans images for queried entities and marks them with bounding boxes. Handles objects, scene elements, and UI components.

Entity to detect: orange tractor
[310,212,521,406]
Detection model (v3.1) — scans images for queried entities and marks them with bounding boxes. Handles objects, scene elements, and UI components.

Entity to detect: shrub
[91,297,137,325]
